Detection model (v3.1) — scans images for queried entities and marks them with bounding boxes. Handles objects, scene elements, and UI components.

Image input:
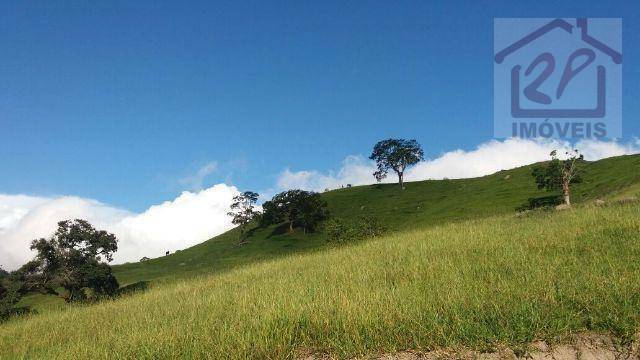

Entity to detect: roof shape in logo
[495,18,622,64]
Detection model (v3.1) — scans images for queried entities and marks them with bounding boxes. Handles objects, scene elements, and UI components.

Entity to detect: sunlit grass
[112,154,640,286]
[2,203,639,359]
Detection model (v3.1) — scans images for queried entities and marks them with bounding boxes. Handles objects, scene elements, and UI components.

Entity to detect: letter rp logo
[493,18,622,139]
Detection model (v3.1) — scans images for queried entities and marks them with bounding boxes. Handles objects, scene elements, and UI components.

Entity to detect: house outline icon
[494,18,622,119]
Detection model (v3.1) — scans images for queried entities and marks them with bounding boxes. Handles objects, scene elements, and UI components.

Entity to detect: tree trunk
[288,221,294,233]
[398,172,405,190]
[562,179,571,206]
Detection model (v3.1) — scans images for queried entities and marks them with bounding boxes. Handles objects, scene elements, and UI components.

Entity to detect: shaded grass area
[2,203,639,359]
[17,293,66,313]
[112,154,640,285]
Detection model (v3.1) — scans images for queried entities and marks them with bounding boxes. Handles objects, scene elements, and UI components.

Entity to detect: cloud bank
[276,138,640,192]
[1,138,639,270]
[0,185,238,270]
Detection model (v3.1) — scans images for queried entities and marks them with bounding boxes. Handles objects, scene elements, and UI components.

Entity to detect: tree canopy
[227,191,260,243]
[0,267,31,320]
[0,283,14,321]
[26,219,120,302]
[260,190,328,233]
[370,138,424,189]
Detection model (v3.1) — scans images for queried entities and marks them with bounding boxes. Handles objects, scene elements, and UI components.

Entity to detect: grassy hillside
[112,154,640,285]
[2,202,639,359]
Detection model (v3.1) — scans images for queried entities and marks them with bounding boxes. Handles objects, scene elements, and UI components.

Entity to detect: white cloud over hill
[276,138,640,192]
[1,138,638,270]
[0,185,238,270]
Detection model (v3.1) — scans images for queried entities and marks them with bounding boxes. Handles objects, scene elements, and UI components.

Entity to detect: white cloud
[0,194,50,232]
[114,185,237,263]
[0,184,238,270]
[572,139,640,160]
[275,155,376,192]
[178,162,218,191]
[276,138,640,192]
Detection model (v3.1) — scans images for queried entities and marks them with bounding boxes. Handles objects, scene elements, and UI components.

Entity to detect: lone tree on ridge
[532,149,584,206]
[369,138,424,190]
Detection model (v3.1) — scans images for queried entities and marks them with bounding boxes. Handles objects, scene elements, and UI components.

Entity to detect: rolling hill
[112,154,640,285]
[3,192,640,358]
[5,154,640,359]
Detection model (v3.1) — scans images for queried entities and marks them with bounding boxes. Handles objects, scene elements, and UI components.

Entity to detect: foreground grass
[2,203,639,359]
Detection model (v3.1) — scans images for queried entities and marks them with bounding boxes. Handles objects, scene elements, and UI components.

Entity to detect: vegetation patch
[324,215,386,244]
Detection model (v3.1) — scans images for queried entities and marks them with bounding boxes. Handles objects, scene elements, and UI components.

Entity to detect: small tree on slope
[227,191,260,243]
[369,139,424,190]
[532,150,584,206]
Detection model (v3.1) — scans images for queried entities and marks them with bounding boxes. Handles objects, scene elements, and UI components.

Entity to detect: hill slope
[3,202,640,359]
[112,154,640,285]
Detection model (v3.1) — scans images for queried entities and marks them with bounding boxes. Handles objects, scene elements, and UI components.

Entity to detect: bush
[516,195,562,212]
[0,279,32,322]
[324,218,350,243]
[324,216,385,243]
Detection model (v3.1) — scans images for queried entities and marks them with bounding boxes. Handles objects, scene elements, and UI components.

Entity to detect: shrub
[0,278,33,322]
[516,195,562,212]
[324,216,385,243]
[324,218,350,243]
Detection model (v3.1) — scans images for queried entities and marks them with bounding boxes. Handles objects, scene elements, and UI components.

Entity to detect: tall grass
[2,204,639,359]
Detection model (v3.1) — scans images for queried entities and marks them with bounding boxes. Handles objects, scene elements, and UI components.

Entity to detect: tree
[260,190,328,233]
[295,192,329,233]
[27,219,119,302]
[532,150,584,206]
[264,190,304,233]
[369,138,424,190]
[0,283,5,305]
[227,191,260,243]
[0,279,8,319]
[259,199,284,228]
[0,267,32,320]
[0,282,16,321]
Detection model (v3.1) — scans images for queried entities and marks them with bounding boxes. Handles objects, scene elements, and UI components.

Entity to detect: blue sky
[1,0,639,211]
